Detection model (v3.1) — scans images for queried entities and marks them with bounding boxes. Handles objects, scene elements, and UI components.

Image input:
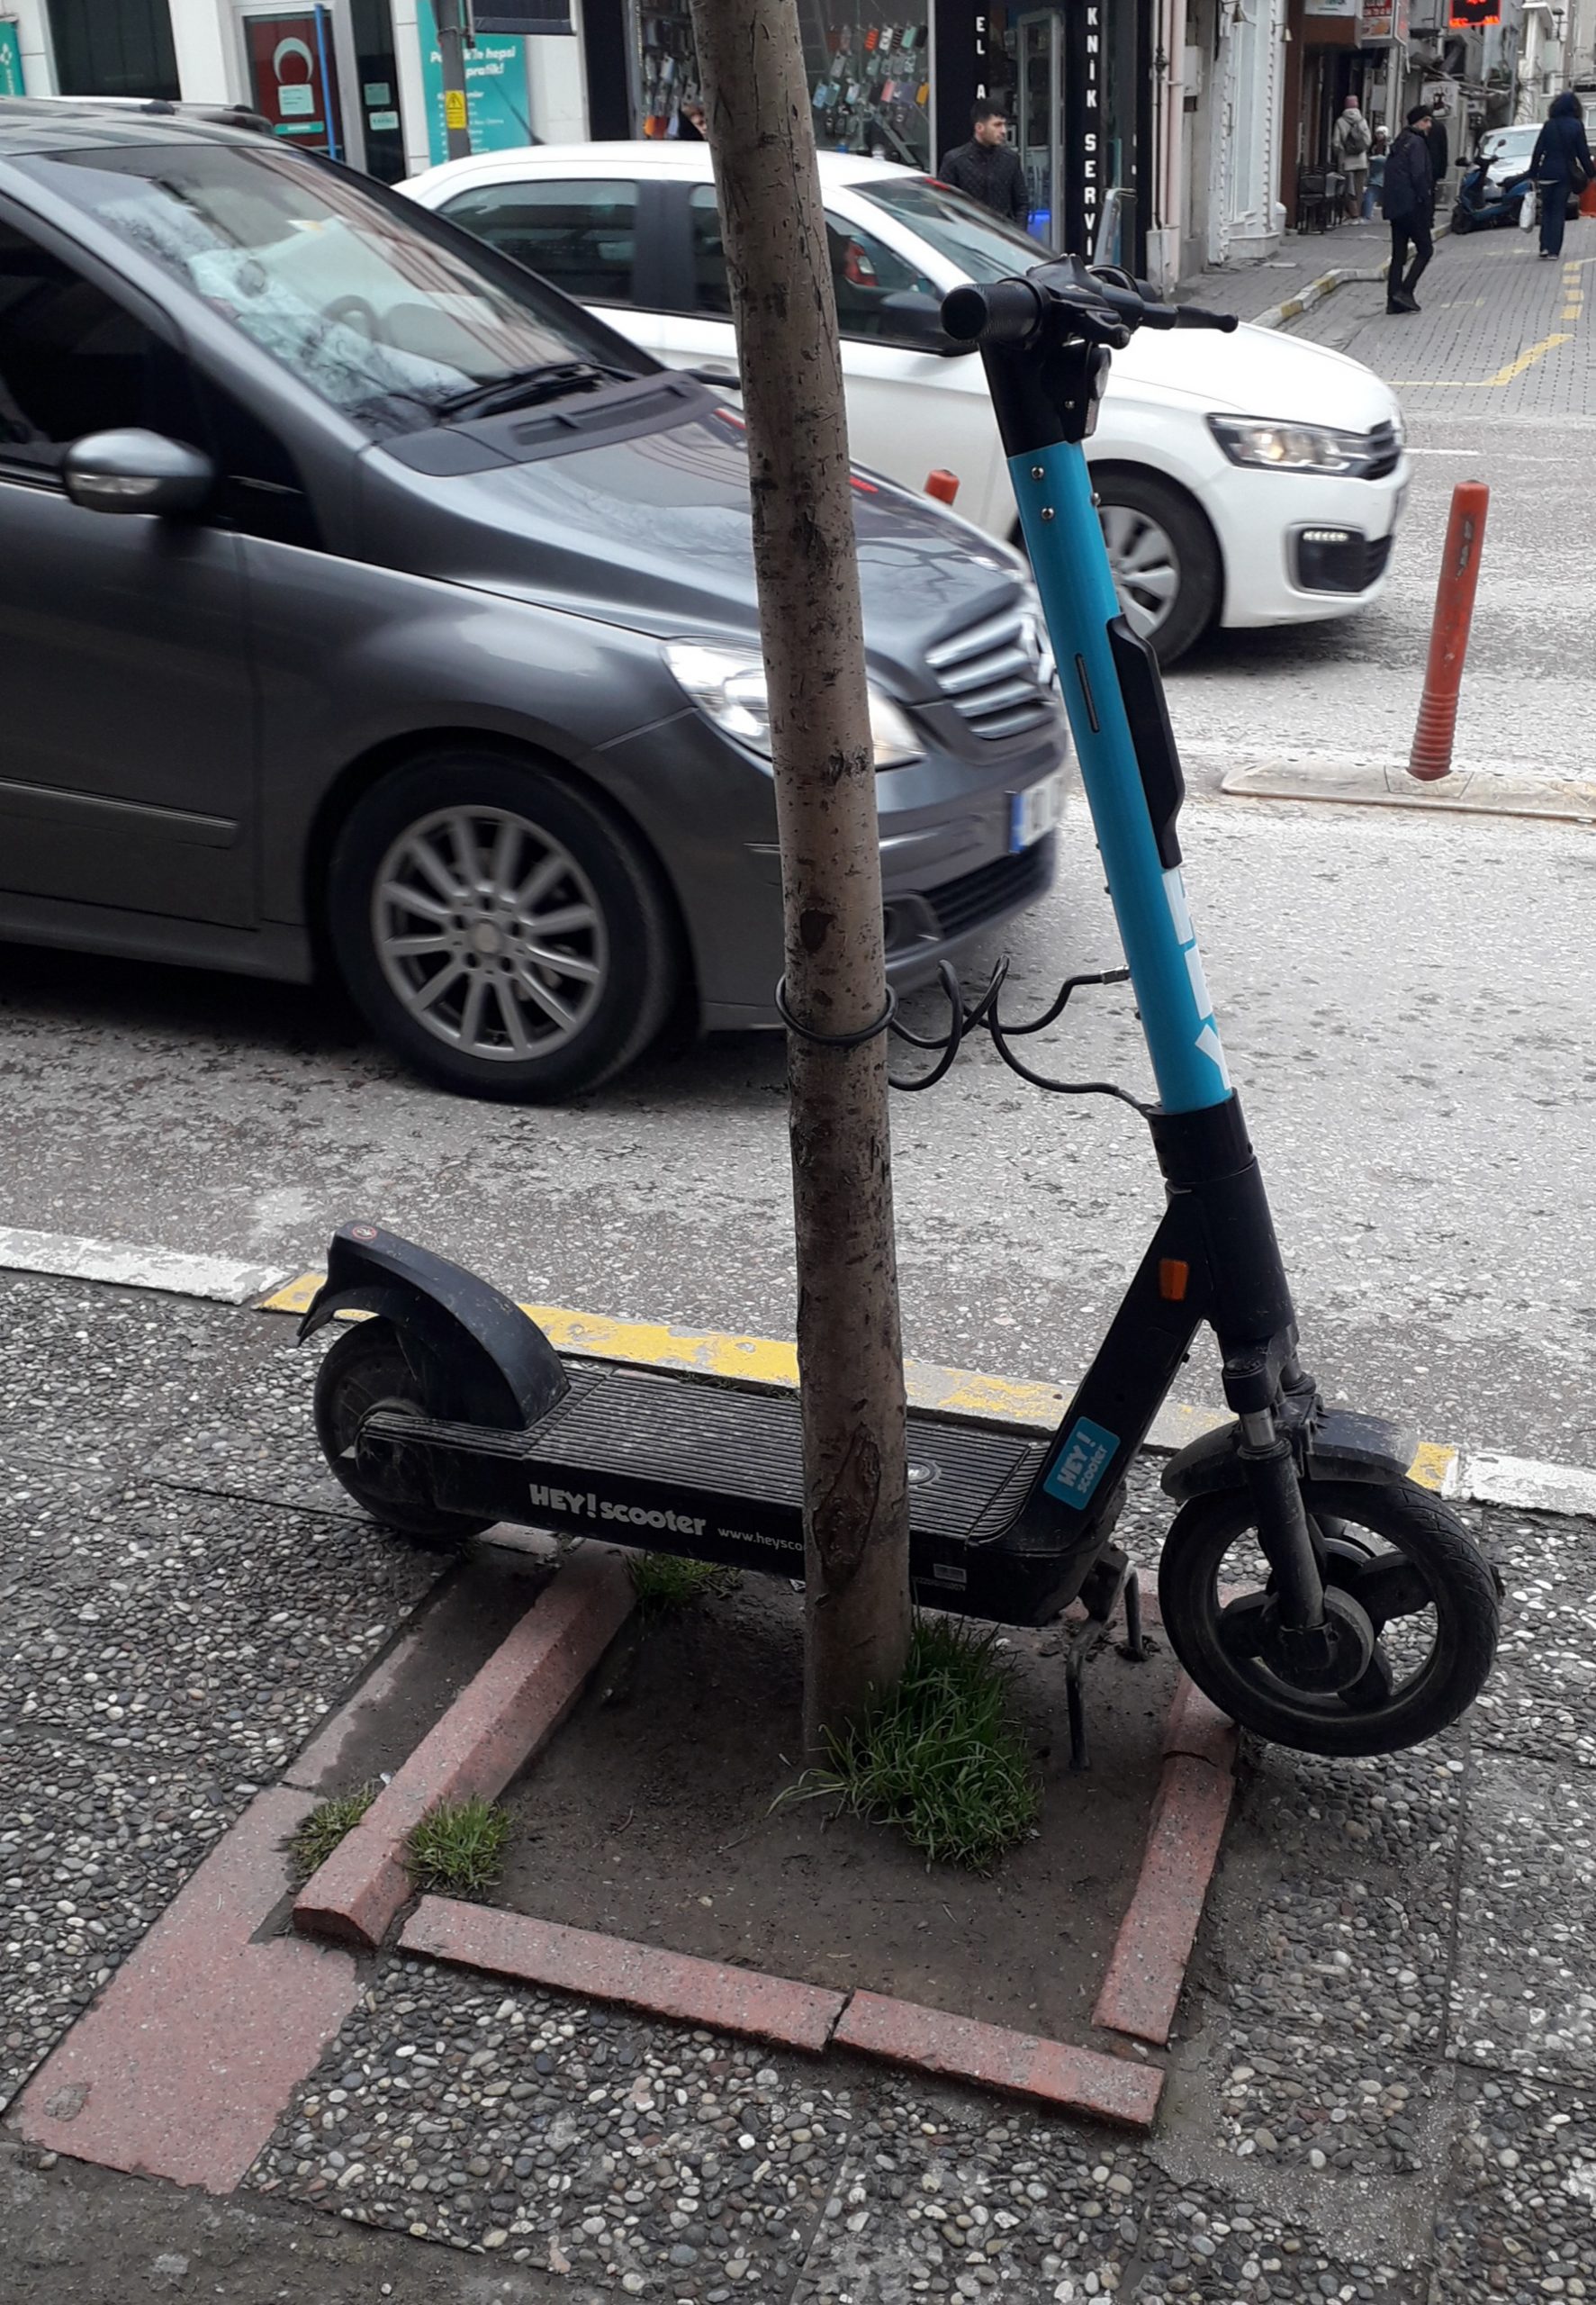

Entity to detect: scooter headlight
[1207,417,1372,475]
[663,641,924,767]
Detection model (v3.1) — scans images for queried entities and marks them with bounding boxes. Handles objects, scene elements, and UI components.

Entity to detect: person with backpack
[1529,91,1595,259]
[1332,95,1373,222]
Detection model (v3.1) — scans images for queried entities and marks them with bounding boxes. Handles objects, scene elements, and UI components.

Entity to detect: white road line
[1462,1452,1596,1523]
[0,1225,283,1306]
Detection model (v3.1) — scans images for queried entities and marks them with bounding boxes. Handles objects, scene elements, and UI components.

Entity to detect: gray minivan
[0,104,1069,1098]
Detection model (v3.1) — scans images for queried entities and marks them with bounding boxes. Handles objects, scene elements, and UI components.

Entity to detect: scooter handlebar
[942,274,1240,346]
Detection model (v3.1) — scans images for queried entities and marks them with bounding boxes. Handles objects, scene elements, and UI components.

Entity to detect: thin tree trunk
[687,0,912,1751]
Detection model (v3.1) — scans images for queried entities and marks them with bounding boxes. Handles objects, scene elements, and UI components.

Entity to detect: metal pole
[437,0,473,160]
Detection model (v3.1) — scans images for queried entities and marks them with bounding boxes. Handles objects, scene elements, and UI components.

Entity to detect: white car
[402,144,1410,664]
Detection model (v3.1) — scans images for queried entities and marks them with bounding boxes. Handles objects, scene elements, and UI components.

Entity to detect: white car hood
[1108,319,1399,429]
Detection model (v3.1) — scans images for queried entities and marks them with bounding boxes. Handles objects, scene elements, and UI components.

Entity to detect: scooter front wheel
[1159,1478,1500,1757]
[314,1318,493,1547]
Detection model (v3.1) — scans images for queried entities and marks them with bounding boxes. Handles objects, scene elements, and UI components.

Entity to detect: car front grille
[927,835,1057,941]
[925,605,1059,742]
[1361,420,1402,480]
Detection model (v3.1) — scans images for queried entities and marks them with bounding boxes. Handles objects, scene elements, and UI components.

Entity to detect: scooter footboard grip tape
[1107,615,1186,870]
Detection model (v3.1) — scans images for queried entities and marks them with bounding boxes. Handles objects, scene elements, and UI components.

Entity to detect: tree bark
[687,0,912,1751]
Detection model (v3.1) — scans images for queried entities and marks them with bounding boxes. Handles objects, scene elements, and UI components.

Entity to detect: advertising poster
[419,1,536,165]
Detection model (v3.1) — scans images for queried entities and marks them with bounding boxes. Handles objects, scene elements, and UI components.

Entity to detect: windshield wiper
[432,360,636,425]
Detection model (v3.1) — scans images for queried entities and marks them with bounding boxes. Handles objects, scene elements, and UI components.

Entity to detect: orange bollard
[1408,480,1490,782]
[924,468,960,504]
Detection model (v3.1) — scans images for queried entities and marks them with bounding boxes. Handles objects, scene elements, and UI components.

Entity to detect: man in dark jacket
[1383,105,1436,314]
[1530,91,1594,258]
[938,103,1030,229]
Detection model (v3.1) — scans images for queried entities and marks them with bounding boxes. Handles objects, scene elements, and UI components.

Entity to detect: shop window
[687,188,937,344]
[47,0,178,101]
[0,221,195,468]
[440,180,638,303]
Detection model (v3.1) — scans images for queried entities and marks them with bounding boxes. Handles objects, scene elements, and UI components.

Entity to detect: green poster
[0,23,25,99]
[418,2,534,167]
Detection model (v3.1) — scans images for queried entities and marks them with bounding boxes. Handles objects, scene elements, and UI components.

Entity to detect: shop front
[581,0,1155,269]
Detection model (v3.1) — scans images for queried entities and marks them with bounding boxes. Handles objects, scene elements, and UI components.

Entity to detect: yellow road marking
[262,1270,1448,1480]
[1564,306,1584,321]
[1390,330,1573,387]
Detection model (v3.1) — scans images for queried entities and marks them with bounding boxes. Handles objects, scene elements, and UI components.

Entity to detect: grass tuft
[627,1552,741,1614]
[405,1794,512,1896]
[288,1785,379,1885]
[785,1616,1041,1872]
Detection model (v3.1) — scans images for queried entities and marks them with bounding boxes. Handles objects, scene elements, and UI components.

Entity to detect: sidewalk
[1175,219,1390,325]
[4,1263,1595,2301]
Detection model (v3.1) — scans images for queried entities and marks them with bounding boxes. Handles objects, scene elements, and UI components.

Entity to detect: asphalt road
[1,220,1591,1469]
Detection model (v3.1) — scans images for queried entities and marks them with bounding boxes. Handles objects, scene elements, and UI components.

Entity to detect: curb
[1092,1681,1239,2046]
[395,1902,1165,2131]
[293,1547,635,1948]
[1249,259,1386,332]
[292,1521,1204,2129]
[1222,755,1596,825]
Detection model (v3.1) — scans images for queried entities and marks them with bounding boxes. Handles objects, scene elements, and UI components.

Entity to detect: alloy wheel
[372,805,609,1063]
[1098,502,1181,638]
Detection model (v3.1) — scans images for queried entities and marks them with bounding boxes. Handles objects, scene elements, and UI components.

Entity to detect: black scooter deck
[354,1359,1096,1623]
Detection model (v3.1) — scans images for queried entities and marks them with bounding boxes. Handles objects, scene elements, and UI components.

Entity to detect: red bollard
[1408,480,1490,782]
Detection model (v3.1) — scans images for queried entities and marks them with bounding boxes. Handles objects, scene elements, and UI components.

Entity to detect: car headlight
[663,641,924,767]
[1207,416,1373,475]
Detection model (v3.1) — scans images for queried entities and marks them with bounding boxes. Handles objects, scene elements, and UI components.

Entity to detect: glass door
[1016,12,1062,248]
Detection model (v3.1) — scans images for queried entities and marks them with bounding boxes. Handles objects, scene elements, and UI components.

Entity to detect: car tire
[1090,468,1222,667]
[326,750,680,1101]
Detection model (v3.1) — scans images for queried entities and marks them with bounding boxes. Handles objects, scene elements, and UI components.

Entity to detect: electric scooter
[302,256,1501,1762]
[1452,158,1534,232]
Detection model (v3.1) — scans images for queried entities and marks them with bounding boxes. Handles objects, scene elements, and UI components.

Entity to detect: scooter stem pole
[1013,439,1232,1116]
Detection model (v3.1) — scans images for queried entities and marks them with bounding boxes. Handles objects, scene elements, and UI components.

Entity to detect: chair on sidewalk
[1296,169,1334,232]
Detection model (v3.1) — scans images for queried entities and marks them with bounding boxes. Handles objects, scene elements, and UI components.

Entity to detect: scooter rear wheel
[1159,1478,1500,1757]
[313,1318,492,1546]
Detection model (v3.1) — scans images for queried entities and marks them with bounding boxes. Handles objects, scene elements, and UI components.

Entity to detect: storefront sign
[1359,0,1411,40]
[1303,0,1359,17]
[244,11,343,158]
[474,3,573,29]
[0,21,23,97]
[1447,1,1500,23]
[419,0,535,163]
[1064,0,1105,254]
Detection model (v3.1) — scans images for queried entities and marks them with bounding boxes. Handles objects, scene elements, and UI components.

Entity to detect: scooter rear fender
[298,1224,570,1431]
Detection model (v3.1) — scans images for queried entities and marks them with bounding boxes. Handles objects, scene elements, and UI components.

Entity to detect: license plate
[1009,769,1067,854]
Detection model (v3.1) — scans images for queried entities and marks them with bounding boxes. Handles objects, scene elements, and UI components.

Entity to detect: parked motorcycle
[1452,157,1534,233]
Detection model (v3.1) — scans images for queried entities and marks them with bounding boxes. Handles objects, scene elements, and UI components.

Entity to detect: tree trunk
[687,0,912,1752]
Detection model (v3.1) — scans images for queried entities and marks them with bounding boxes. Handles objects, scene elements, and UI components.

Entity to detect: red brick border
[834,1993,1162,2128]
[1090,1678,1239,2047]
[293,1547,634,1948]
[401,1898,846,2055]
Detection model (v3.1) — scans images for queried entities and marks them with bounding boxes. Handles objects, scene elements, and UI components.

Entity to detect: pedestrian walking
[1364,123,1389,221]
[1331,95,1373,222]
[938,102,1030,229]
[1528,90,1594,260]
[1383,105,1436,314]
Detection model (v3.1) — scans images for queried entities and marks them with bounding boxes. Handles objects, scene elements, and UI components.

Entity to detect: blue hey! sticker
[1043,1417,1120,1508]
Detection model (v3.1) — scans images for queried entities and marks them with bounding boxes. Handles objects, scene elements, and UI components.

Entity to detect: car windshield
[15,137,648,439]
[1483,129,1537,159]
[852,175,1052,282]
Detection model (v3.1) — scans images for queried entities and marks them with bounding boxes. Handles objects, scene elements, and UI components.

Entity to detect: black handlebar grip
[942,277,1043,346]
[1173,305,1240,333]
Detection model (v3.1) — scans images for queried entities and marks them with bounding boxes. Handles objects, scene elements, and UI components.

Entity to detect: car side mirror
[63,429,217,517]
[878,289,974,356]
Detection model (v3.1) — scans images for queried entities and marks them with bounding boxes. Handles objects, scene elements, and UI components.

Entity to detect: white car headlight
[663,641,924,767]
[1207,416,1373,475]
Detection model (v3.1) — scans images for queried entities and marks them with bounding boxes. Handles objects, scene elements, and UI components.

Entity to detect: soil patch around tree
[494,1574,1177,2045]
